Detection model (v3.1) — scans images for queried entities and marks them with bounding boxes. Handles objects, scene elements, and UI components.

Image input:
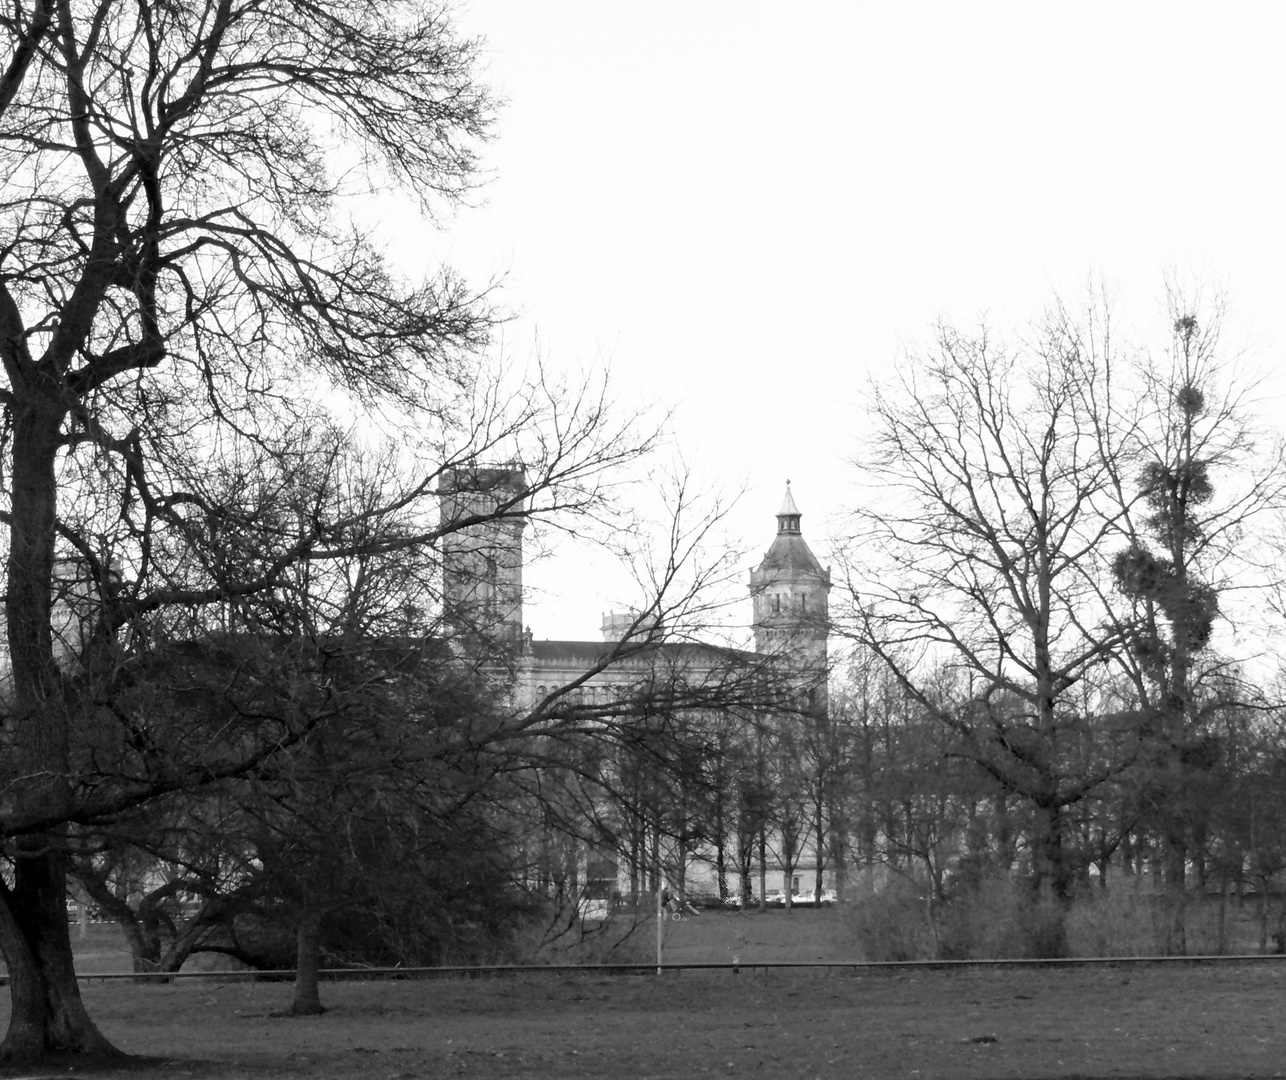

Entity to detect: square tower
[438,465,528,651]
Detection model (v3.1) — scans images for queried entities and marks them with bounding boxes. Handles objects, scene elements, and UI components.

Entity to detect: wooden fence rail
[6,952,1280,986]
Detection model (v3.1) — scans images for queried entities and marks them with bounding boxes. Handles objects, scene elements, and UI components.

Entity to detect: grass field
[0,910,1279,1078]
[4,958,1283,1079]
[632,903,870,965]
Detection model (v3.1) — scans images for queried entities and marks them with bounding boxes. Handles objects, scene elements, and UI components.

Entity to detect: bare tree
[0,0,712,1055]
[1110,300,1286,951]
[840,310,1149,923]
[840,292,1286,956]
[0,0,497,1057]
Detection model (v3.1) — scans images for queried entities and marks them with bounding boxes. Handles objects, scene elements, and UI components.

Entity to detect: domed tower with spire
[749,482,831,706]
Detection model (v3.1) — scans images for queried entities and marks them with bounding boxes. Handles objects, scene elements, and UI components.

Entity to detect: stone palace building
[439,467,833,907]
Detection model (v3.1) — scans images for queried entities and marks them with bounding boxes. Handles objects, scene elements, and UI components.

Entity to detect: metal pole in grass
[655,880,663,975]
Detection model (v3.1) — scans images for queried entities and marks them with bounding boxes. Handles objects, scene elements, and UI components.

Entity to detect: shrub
[1021,887,1070,959]
[846,877,935,962]
[1064,879,1163,957]
[937,874,1025,959]
[850,871,1284,961]
[938,874,1067,959]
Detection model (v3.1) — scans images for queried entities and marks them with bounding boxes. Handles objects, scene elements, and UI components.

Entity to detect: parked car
[685,890,743,909]
[577,897,614,921]
[775,888,837,907]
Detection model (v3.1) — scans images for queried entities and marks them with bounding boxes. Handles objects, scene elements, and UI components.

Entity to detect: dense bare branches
[0,0,502,1058]
[839,293,1286,927]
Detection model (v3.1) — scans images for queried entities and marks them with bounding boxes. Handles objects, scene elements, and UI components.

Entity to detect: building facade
[440,469,833,907]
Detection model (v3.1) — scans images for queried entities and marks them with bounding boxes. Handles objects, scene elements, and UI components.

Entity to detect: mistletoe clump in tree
[1112,367,1220,704]
[1110,312,1257,953]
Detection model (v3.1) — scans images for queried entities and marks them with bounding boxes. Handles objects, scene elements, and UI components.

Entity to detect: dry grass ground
[0,959,1281,1079]
[0,911,1278,1077]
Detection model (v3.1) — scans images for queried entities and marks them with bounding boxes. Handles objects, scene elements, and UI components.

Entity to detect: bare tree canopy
[0,0,503,1060]
[838,293,1286,919]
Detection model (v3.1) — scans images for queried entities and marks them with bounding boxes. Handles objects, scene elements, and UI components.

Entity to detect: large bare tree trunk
[1032,799,1069,898]
[1162,828,1188,956]
[289,912,325,1016]
[0,408,120,1059]
[0,851,118,1059]
[714,784,727,902]
[831,826,846,903]
[814,804,826,902]
[1030,801,1069,959]
[757,828,767,912]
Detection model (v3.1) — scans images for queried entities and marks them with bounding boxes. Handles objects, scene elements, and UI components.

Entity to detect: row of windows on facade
[533,682,820,711]
[534,684,623,705]
[769,592,814,613]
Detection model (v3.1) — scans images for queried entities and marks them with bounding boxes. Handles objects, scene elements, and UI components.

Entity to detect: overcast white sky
[407,1,1286,642]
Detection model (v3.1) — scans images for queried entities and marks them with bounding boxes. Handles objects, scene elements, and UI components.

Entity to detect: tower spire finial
[777,482,801,534]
